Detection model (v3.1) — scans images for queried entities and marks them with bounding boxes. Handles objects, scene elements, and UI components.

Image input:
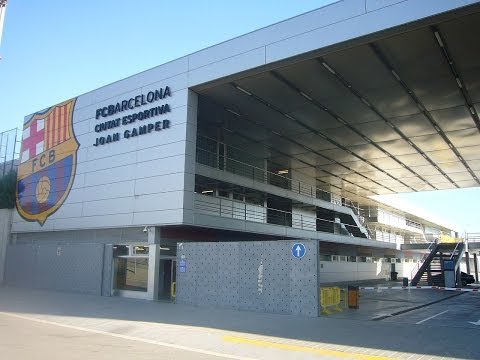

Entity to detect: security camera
[143,226,148,233]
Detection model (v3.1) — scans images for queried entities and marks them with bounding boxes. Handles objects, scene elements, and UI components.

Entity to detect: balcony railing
[196,145,362,213]
[195,194,373,239]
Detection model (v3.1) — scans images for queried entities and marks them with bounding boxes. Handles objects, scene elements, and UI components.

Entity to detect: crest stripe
[65,104,71,140]
[60,105,65,144]
[53,107,59,146]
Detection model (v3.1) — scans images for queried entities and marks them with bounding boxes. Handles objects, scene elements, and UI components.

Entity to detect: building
[3,0,480,316]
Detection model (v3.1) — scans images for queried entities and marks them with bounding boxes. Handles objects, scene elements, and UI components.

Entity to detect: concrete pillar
[0,209,12,285]
[147,244,160,300]
[456,266,462,287]
[147,226,160,244]
[465,251,470,274]
[474,253,479,283]
[146,227,161,300]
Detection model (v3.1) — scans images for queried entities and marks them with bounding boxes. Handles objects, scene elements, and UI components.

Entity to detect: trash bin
[402,277,408,287]
[390,271,398,281]
[347,285,359,309]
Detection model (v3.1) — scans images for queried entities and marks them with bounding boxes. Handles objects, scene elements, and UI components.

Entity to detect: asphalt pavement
[0,286,479,359]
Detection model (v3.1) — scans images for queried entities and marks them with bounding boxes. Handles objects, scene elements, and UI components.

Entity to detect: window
[114,258,149,292]
[233,193,244,201]
[113,244,149,293]
[218,189,229,198]
[319,254,332,261]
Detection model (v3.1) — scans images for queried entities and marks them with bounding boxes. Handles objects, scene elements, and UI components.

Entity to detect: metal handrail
[450,241,462,260]
[194,194,371,238]
[196,145,364,214]
[410,241,435,280]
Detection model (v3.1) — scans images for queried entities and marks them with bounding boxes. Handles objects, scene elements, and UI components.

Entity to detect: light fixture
[277,169,289,174]
[300,91,312,101]
[226,108,241,117]
[455,77,462,88]
[322,62,336,74]
[201,190,214,194]
[235,86,252,96]
[160,247,170,251]
[391,70,401,81]
[434,31,444,47]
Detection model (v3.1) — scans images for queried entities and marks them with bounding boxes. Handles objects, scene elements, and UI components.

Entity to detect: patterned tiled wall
[176,240,319,317]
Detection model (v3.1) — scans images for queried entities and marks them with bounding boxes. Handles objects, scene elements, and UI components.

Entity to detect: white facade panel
[134,173,185,196]
[80,181,136,202]
[77,151,137,175]
[131,209,183,226]
[135,141,186,163]
[133,191,184,213]
[82,196,135,217]
[187,0,365,70]
[366,0,407,12]
[188,48,266,87]
[134,154,186,179]
[53,213,134,230]
[83,163,137,187]
[54,202,84,219]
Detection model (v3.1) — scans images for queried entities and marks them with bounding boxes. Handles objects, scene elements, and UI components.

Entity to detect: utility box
[443,259,456,288]
[348,285,359,309]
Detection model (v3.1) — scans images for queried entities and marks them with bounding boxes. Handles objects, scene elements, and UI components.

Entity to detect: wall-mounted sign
[292,243,306,259]
[92,86,172,147]
[179,259,187,273]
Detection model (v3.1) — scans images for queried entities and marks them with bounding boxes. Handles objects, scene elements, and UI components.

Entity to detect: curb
[359,286,479,292]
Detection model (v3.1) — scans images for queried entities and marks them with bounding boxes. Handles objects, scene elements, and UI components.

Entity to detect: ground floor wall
[5,243,112,296]
[176,240,319,317]
[319,261,418,283]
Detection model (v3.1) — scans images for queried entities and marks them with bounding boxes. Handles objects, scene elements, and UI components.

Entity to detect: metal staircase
[411,242,465,286]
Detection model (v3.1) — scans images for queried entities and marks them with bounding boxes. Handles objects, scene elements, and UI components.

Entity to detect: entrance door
[158,258,176,300]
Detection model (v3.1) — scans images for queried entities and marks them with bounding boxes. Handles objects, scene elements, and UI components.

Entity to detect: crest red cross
[22,119,45,162]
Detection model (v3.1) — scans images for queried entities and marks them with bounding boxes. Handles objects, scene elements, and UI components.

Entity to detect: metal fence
[0,127,20,176]
[466,233,480,243]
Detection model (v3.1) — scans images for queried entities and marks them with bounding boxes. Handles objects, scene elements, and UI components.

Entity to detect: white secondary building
[3,0,480,315]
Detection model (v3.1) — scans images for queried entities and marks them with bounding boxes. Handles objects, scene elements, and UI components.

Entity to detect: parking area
[381,291,480,329]
[322,282,480,329]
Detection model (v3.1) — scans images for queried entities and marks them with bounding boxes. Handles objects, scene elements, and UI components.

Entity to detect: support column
[465,251,470,274]
[147,227,161,300]
[0,209,12,285]
[474,253,479,283]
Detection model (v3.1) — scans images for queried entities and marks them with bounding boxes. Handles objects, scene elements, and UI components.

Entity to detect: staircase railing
[410,241,437,285]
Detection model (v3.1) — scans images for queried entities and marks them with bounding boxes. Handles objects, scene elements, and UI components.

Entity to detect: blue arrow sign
[292,243,306,259]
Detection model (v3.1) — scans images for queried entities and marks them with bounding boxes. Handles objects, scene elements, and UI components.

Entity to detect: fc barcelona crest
[16,98,78,225]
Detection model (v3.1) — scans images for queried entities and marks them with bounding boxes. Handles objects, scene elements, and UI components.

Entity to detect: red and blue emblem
[16,98,78,225]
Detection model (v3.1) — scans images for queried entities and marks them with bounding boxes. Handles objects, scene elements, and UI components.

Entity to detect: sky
[0,1,479,233]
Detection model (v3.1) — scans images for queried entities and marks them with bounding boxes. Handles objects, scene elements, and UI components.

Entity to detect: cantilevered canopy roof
[196,8,480,200]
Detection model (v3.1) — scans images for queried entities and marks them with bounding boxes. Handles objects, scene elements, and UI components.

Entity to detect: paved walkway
[0,286,477,359]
